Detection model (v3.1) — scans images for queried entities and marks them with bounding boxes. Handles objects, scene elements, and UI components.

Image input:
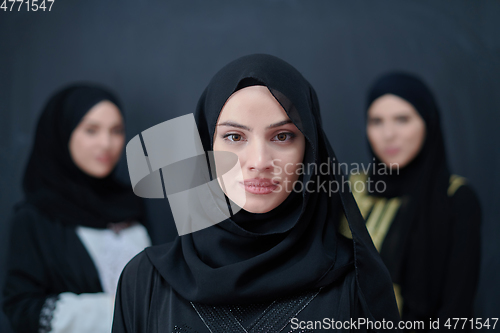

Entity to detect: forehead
[217,86,289,124]
[368,94,419,116]
[81,100,123,124]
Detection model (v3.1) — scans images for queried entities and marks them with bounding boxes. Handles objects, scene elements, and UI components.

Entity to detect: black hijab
[366,72,452,320]
[22,84,144,229]
[146,54,399,323]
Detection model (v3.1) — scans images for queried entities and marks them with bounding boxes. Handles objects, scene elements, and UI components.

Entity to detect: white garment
[48,224,151,333]
[50,292,114,333]
[76,223,151,295]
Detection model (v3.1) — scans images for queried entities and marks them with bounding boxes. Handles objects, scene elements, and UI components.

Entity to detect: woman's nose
[246,141,273,172]
[98,132,113,149]
[382,123,396,141]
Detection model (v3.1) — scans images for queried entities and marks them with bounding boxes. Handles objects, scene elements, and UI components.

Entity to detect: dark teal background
[1,1,499,331]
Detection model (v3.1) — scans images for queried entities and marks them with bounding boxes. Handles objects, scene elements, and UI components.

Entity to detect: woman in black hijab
[112,54,400,333]
[3,84,150,332]
[349,72,481,330]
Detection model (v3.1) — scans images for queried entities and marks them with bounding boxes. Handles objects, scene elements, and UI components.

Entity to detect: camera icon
[126,114,245,236]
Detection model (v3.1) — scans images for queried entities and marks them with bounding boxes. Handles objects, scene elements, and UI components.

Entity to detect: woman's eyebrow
[267,119,292,129]
[217,121,252,131]
[82,121,100,127]
[217,119,293,131]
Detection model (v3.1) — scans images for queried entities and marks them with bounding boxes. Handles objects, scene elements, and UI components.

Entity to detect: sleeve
[3,206,116,333]
[48,292,115,333]
[112,251,154,333]
[2,206,52,332]
[437,185,481,322]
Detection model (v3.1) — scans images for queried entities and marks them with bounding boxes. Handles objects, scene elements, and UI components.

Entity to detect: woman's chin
[240,196,286,214]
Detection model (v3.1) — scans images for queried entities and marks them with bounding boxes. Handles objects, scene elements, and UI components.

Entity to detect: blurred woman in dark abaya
[3,84,151,332]
[348,72,481,331]
[112,54,401,333]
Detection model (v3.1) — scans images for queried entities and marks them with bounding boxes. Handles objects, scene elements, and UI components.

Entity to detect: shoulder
[348,172,368,187]
[119,250,156,284]
[117,245,174,293]
[8,202,53,239]
[11,202,57,228]
[12,202,44,221]
[115,250,157,312]
[447,177,481,232]
[448,176,481,212]
[347,172,375,218]
[114,250,158,332]
[348,172,370,198]
[448,175,467,196]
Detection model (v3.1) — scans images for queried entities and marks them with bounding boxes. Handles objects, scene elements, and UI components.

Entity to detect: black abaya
[3,204,103,332]
[359,72,481,331]
[3,84,146,332]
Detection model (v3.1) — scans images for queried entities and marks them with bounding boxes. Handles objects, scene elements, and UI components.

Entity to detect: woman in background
[348,72,481,330]
[3,84,151,332]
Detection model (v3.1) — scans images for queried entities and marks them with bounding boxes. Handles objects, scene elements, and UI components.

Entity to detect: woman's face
[367,94,426,169]
[213,86,306,214]
[69,100,125,178]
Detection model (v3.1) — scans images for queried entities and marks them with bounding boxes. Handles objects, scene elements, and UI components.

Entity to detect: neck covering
[22,84,144,229]
[146,54,398,323]
[366,72,452,319]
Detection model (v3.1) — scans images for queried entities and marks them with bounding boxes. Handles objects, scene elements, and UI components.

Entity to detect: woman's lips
[240,178,278,195]
[383,147,400,156]
[96,155,113,164]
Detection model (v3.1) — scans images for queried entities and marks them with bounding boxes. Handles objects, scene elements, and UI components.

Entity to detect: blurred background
[1,0,499,331]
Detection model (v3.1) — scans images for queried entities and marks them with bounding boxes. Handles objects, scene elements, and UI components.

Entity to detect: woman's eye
[273,132,295,142]
[224,133,243,142]
[112,128,125,135]
[85,128,97,135]
[277,133,288,141]
[396,116,409,124]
